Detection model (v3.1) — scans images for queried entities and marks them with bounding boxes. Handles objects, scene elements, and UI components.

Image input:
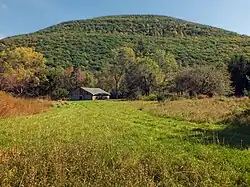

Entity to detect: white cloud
[0,4,7,9]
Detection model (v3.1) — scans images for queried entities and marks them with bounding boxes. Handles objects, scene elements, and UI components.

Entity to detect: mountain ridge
[1,15,250,71]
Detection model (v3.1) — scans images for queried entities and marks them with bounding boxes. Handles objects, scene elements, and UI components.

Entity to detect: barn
[70,87,110,100]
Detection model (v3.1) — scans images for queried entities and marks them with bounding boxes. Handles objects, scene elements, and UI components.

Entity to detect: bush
[157,94,166,102]
[243,89,250,97]
[173,66,233,97]
[138,94,158,101]
[51,88,69,100]
[157,94,168,102]
[148,94,158,101]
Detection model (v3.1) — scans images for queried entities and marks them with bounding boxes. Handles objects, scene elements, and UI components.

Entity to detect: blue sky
[1,0,250,38]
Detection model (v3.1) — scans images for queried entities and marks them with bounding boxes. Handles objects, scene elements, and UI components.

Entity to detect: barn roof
[81,87,110,96]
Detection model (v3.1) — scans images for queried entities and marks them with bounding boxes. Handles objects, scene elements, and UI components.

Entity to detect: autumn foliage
[0,92,51,117]
[0,47,46,96]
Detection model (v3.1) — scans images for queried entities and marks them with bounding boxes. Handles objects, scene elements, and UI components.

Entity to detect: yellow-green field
[133,97,250,123]
[0,100,250,186]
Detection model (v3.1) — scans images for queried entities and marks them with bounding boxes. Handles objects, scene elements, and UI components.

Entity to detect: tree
[38,67,67,99]
[83,71,97,88]
[109,47,136,98]
[65,66,85,91]
[0,47,46,95]
[96,69,115,95]
[173,66,232,97]
[136,57,163,96]
[37,66,97,100]
[153,50,179,93]
[228,55,250,96]
[154,50,179,73]
[136,39,150,57]
[122,61,141,98]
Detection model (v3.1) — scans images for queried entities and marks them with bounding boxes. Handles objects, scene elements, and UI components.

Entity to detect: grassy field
[1,100,250,186]
[133,97,250,123]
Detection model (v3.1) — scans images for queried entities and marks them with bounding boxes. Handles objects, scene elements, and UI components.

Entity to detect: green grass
[1,101,250,186]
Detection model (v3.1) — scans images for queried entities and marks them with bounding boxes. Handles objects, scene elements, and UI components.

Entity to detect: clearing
[0,101,250,186]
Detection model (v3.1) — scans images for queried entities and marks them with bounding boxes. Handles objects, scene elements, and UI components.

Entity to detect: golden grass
[0,92,52,117]
[133,97,250,123]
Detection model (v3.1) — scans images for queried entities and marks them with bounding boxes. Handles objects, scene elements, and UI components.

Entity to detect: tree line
[0,46,250,100]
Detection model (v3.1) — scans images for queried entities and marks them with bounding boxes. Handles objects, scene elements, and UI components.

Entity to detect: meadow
[133,97,250,124]
[0,100,250,186]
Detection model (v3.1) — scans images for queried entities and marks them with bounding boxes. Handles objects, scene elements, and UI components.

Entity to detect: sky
[1,0,250,39]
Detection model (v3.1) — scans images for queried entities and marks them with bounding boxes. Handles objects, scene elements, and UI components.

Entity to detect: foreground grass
[0,92,52,117]
[0,101,250,186]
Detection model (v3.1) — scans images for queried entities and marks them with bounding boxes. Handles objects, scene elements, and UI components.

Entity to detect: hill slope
[1,15,250,71]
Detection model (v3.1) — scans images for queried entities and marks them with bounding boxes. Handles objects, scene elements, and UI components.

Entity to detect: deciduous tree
[0,47,46,95]
[153,50,179,93]
[228,55,250,96]
[109,47,136,98]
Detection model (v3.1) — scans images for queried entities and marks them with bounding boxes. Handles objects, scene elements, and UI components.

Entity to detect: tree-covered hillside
[1,15,250,71]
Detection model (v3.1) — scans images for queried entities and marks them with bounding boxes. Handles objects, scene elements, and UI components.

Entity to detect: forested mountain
[1,15,250,71]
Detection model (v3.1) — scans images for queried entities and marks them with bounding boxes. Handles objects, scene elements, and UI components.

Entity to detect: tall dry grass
[0,143,243,187]
[0,92,52,117]
[133,97,250,123]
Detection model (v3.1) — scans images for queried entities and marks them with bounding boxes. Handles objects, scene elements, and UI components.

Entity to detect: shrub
[173,66,233,97]
[157,94,166,102]
[243,89,250,97]
[138,94,158,101]
[148,94,158,101]
[51,88,69,100]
